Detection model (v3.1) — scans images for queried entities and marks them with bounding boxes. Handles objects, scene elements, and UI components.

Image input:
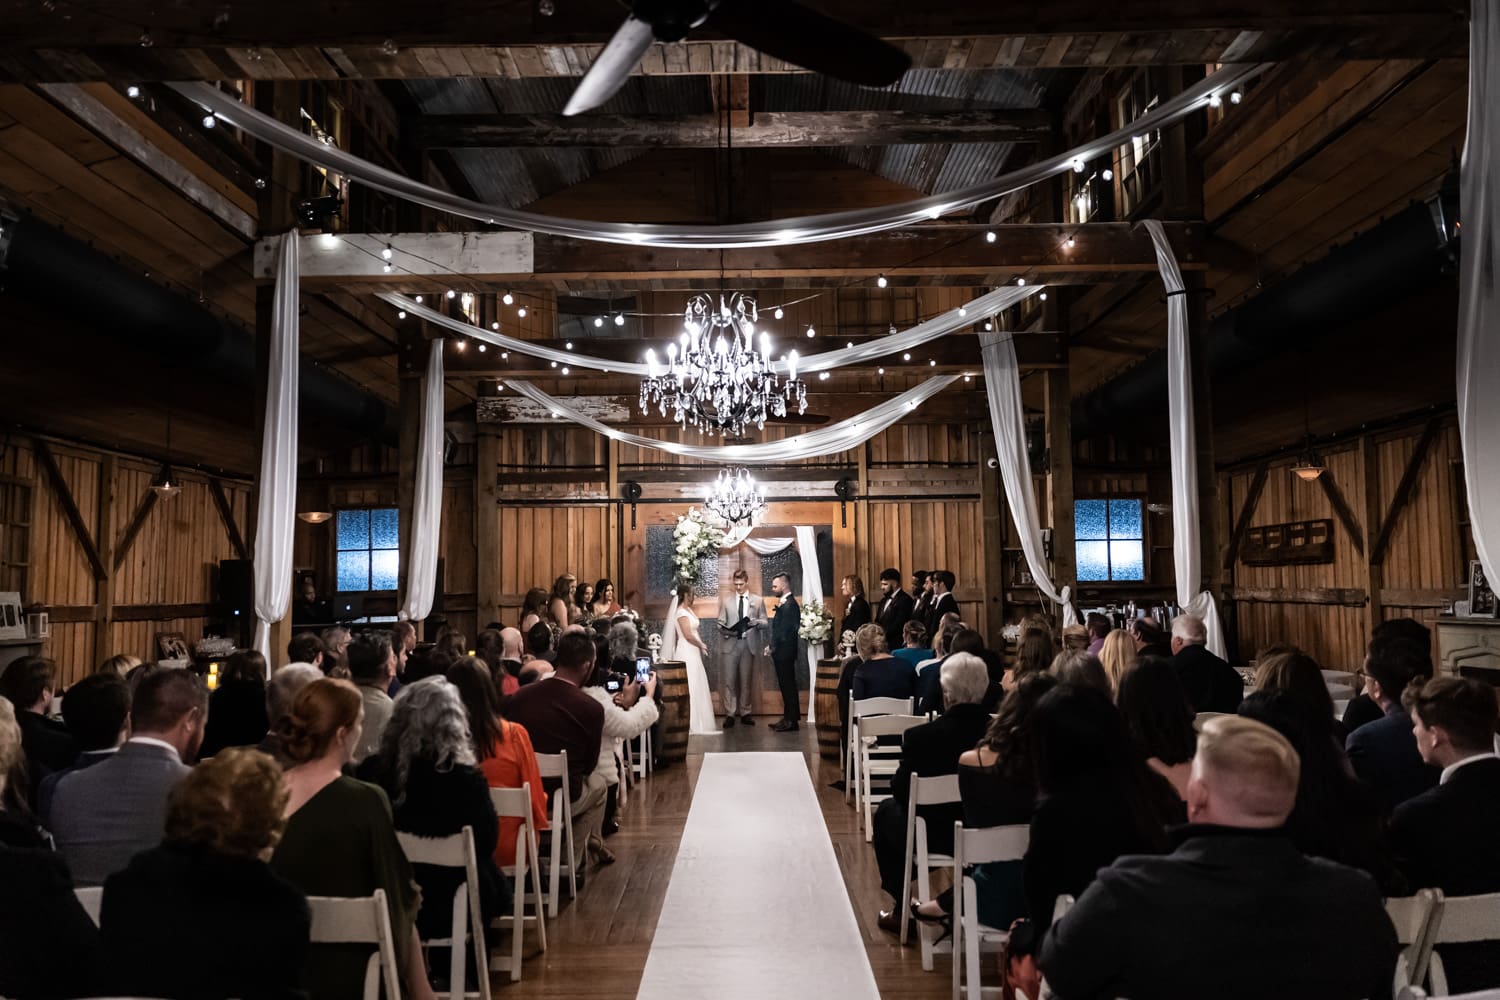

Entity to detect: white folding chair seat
[899,773,961,971]
[307,890,402,1000]
[858,713,926,841]
[532,750,577,918]
[1425,890,1500,996]
[74,886,102,927]
[489,784,548,981]
[847,695,914,807]
[396,827,491,1000]
[951,822,1030,1000]
[1388,889,1442,993]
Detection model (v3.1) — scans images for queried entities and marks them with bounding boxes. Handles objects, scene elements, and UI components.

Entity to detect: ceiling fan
[563,0,912,116]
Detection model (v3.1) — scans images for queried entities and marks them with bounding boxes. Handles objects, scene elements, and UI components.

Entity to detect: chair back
[489,783,534,819]
[952,822,1030,869]
[1431,891,1500,945]
[397,827,473,869]
[858,713,926,740]
[851,695,914,721]
[1052,894,1075,924]
[909,773,961,807]
[74,886,102,927]
[1387,889,1441,990]
[533,750,571,805]
[307,890,402,1000]
[1193,711,1230,730]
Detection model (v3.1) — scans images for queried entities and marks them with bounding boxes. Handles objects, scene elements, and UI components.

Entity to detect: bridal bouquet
[672,507,724,587]
[798,600,835,645]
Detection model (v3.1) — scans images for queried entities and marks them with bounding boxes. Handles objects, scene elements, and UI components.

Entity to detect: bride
[661,584,720,736]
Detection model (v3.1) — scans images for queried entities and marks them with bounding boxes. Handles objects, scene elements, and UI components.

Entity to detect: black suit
[1170,643,1244,714]
[0,810,102,999]
[1346,704,1440,814]
[875,589,915,652]
[1040,826,1398,1000]
[873,703,991,900]
[770,595,801,722]
[926,591,959,635]
[17,709,76,775]
[841,595,872,638]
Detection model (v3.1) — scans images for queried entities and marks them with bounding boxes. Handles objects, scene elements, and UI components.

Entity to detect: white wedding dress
[677,608,721,736]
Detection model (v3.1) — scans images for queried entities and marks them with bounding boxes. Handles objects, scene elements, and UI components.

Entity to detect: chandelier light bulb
[503,292,514,305]
[517,307,527,317]
[876,274,888,288]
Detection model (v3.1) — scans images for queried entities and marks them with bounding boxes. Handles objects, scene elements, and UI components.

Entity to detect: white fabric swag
[1459,0,1500,592]
[252,233,301,667]
[979,331,1077,627]
[1142,220,1226,657]
[399,338,445,622]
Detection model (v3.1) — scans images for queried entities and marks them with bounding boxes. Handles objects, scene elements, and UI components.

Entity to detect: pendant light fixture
[1291,367,1325,481]
[150,391,183,499]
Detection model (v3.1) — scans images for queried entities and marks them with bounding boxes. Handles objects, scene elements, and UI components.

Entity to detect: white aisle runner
[636,752,881,1000]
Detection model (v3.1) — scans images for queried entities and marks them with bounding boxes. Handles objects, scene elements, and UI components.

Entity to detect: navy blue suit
[852,655,917,703]
[1346,704,1439,814]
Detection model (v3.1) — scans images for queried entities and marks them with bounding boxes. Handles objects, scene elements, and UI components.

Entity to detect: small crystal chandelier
[640,292,807,437]
[704,467,767,526]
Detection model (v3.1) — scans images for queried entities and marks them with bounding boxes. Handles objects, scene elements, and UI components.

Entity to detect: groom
[716,569,766,728]
[765,572,802,733]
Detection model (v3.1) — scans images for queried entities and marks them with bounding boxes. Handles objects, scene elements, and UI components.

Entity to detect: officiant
[716,568,767,728]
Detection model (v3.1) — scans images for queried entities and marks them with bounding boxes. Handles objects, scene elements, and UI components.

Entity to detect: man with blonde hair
[1040,715,1397,999]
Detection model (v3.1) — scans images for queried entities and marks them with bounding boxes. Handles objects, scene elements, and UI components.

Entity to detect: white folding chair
[1389,889,1443,993]
[847,695,915,805]
[1399,988,1500,1000]
[532,751,577,918]
[632,726,652,780]
[951,822,1030,1000]
[1425,890,1500,996]
[899,772,961,972]
[858,714,926,840]
[489,784,548,981]
[1193,711,1230,730]
[396,827,491,1000]
[307,890,402,1000]
[74,886,102,927]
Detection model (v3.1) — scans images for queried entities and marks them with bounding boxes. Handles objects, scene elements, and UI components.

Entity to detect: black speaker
[217,559,254,647]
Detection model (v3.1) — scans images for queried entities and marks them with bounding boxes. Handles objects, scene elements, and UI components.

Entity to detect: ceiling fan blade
[707,0,910,88]
[563,15,656,117]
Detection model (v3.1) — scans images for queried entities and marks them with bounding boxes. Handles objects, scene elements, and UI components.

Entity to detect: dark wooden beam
[207,478,248,561]
[113,488,160,572]
[31,438,108,582]
[1369,417,1444,566]
[1227,586,1368,607]
[1316,468,1365,558]
[1223,461,1269,569]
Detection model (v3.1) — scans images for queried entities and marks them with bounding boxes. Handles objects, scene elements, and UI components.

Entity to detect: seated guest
[1039,715,1398,1000]
[1024,683,1180,929]
[357,677,506,960]
[100,748,309,1000]
[1099,628,1138,694]
[1005,630,1055,693]
[1169,614,1242,714]
[1116,656,1197,800]
[271,679,432,1000]
[319,625,351,678]
[1129,617,1172,659]
[1049,649,1110,695]
[1346,633,1439,812]
[1346,617,1432,734]
[477,628,520,698]
[438,631,469,662]
[49,669,205,886]
[498,627,526,695]
[523,620,556,671]
[0,655,76,776]
[449,659,548,868]
[0,696,103,999]
[402,644,453,685]
[503,633,606,873]
[582,636,658,862]
[199,649,271,760]
[1390,675,1500,994]
[852,623,917,703]
[1084,613,1110,656]
[96,653,142,679]
[348,631,397,763]
[38,672,130,821]
[287,632,325,673]
[1060,624,1090,654]
[256,663,323,768]
[870,654,992,931]
[390,620,417,696]
[891,620,932,671]
[1254,648,1348,743]
[918,629,1005,716]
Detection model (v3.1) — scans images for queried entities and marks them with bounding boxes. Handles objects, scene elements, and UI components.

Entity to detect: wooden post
[1046,364,1076,617]
[979,430,1009,646]
[605,436,620,583]
[93,456,116,667]
[475,427,502,627]
[1361,434,1384,639]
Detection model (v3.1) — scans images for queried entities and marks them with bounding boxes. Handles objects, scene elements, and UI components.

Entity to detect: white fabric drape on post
[979,332,1077,627]
[1142,220,1226,657]
[659,591,681,662]
[1459,0,1500,592]
[252,233,300,667]
[399,338,445,622]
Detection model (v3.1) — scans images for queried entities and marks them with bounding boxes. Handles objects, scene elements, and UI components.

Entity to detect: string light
[414,295,423,303]
[929,359,937,367]
[501,352,509,360]
[397,310,407,319]
[847,342,854,349]
[877,368,885,375]
[985,231,996,243]
[381,245,393,260]
[902,352,912,361]
[126,85,141,99]
[876,274,888,288]
[565,342,573,350]
[594,316,604,327]
[503,292,514,305]
[320,233,337,247]
[1065,238,1076,249]
[1071,157,1086,173]
[1102,168,1114,181]
[1208,93,1223,108]
[1016,278,1026,286]
[491,321,500,330]
[774,307,784,319]
[1230,90,1243,105]
[550,361,557,368]
[455,340,467,351]
[382,262,392,273]
[1039,291,1048,301]
[446,289,456,299]
[517,307,527,317]
[984,319,994,331]
[958,306,967,316]
[806,325,815,338]
[561,366,570,374]
[819,371,830,380]
[478,344,487,352]
[614,313,625,326]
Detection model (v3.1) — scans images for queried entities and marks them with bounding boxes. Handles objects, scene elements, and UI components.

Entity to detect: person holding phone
[583,623,660,860]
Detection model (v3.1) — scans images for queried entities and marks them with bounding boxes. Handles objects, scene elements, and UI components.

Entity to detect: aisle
[636,752,882,1000]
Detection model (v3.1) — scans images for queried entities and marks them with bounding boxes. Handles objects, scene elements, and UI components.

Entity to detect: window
[1075,498,1145,582]
[1114,71,1161,217]
[336,508,399,592]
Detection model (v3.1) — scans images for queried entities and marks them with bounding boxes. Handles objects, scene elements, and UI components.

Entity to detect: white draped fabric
[399,338,445,622]
[505,376,959,464]
[1143,220,1226,657]
[252,233,300,667]
[978,331,1076,627]
[659,591,682,662]
[1459,0,1500,591]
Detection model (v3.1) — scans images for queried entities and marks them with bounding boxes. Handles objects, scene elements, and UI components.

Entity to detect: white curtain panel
[399,338,445,622]
[734,536,794,556]
[659,591,681,662]
[252,233,301,668]
[1142,220,1226,657]
[979,332,1077,626]
[795,525,825,722]
[1459,0,1500,591]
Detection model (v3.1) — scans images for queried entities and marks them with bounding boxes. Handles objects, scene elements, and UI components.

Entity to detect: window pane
[371,508,400,550]
[1110,541,1145,581]
[337,551,369,592]
[1108,499,1143,540]
[371,549,400,592]
[1075,500,1109,540]
[336,509,370,551]
[1077,540,1110,581]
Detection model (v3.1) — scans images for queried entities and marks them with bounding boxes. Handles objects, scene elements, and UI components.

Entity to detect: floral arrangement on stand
[672,507,724,587]
[798,600,835,645]
[838,629,857,658]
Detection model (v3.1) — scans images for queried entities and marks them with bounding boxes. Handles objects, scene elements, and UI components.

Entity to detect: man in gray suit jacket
[48,668,206,886]
[716,569,767,727]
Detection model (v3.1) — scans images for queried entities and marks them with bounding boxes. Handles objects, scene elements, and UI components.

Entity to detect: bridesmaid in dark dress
[841,574,873,637]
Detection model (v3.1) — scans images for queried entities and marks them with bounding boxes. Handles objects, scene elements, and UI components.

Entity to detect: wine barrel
[655,660,690,765]
[814,658,844,762]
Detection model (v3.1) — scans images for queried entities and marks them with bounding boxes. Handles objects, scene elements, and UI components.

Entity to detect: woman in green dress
[270,678,435,1000]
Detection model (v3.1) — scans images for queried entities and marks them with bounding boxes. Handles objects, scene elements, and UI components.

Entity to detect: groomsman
[909,571,933,633]
[766,573,802,732]
[875,568,915,652]
[716,569,767,728]
[926,570,959,634]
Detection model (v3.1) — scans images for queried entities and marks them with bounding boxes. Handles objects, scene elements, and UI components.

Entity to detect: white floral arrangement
[798,599,835,645]
[839,629,857,657]
[672,507,724,587]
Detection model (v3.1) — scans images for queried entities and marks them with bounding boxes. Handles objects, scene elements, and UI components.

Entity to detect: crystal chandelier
[704,467,767,526]
[640,292,807,437]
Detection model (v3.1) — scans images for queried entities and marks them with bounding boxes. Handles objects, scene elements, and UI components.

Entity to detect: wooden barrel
[655,660,690,765]
[814,658,844,761]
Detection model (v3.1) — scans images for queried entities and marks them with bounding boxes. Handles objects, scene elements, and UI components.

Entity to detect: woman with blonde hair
[549,574,579,628]
[841,574,871,636]
[95,653,141,678]
[1099,628,1138,695]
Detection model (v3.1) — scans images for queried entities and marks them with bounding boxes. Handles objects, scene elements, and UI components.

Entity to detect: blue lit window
[336,508,400,592]
[1075,498,1145,582]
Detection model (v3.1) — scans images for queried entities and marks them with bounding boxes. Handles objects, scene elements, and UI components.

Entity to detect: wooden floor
[494,719,951,998]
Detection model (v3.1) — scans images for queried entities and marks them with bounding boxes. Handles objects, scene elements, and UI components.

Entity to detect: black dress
[101,840,309,1000]
[0,810,101,999]
[950,759,1035,927]
[199,680,271,760]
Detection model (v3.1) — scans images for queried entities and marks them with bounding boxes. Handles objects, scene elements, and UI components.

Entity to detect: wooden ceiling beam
[475,389,998,426]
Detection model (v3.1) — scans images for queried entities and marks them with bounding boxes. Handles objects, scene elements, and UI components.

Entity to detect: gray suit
[717,590,767,719]
[47,739,190,886]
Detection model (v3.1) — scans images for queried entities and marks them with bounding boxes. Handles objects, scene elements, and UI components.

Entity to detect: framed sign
[1468,561,1499,619]
[0,592,23,641]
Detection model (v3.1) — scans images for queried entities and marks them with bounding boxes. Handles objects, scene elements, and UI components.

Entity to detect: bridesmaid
[841,574,872,637]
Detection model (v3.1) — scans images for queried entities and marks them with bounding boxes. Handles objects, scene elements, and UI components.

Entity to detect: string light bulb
[491,321,500,330]
[478,344,487,352]
[1065,237,1076,249]
[594,316,604,328]
[774,307,784,319]
[446,289,456,299]
[984,319,994,331]
[902,352,912,361]
[614,313,625,326]
[985,231,996,243]
[502,292,514,305]
[958,306,967,316]
[382,262,392,273]
[397,310,407,319]
[806,325,815,338]
[876,274,888,288]
[1102,168,1113,181]
[455,340,466,351]
[381,245,393,260]
[1208,93,1223,108]
[202,113,216,128]
[1016,277,1026,286]
[1071,157,1086,173]
[1230,90,1243,105]
[517,307,527,317]
[1039,291,1048,301]
[126,84,141,98]
[414,295,423,304]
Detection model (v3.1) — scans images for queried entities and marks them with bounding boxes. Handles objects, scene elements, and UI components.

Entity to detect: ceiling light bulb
[877,368,884,375]
[517,307,527,317]
[202,114,215,129]
[382,262,392,273]
[414,295,423,303]
[320,232,337,247]
[615,313,625,326]
[958,306,967,316]
[503,292,514,305]
[806,326,815,338]
[594,316,604,327]
[455,341,466,351]
[1065,238,1076,248]
[1017,278,1026,286]
[1208,93,1223,108]
[984,320,994,331]
[774,307,784,319]
[819,371,830,381]
[1071,157,1086,173]
[561,366,570,374]
[847,342,854,349]
[565,342,573,350]
[491,321,499,330]
[446,289,456,299]
[1230,90,1243,105]
[1102,168,1114,181]
[1039,292,1048,301]
[903,352,912,361]
[126,85,141,98]
[550,361,557,368]
[381,246,393,260]
[929,359,936,367]
[876,274,888,288]
[478,344,487,352]
[985,231,996,243]
[501,352,508,359]
[397,310,407,319]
